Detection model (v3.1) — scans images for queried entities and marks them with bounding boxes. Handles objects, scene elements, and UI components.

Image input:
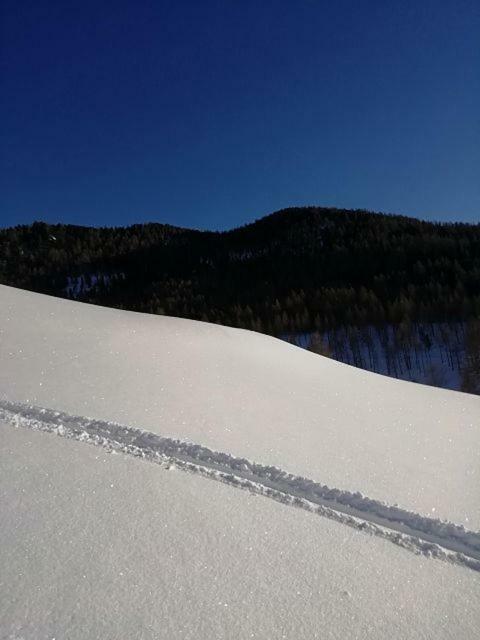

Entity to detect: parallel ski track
[1,399,479,572]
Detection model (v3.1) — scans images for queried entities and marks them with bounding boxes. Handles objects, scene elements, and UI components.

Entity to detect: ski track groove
[1,399,479,573]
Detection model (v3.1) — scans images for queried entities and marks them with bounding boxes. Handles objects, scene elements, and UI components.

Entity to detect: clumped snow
[0,284,479,638]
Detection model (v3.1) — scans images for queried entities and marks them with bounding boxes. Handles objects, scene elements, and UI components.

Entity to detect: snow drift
[1,284,479,639]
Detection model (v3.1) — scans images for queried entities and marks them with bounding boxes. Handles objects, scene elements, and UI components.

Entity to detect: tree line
[1,207,479,336]
[303,319,480,394]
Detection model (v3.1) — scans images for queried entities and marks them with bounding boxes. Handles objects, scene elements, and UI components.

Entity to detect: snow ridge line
[1,399,479,572]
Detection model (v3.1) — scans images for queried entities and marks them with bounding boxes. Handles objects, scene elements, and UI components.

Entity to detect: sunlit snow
[0,284,479,639]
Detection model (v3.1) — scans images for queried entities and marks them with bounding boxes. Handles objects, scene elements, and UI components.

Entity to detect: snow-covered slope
[2,423,479,640]
[1,285,478,527]
[1,284,479,638]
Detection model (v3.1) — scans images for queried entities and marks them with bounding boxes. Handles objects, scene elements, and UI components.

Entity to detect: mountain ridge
[1,206,479,337]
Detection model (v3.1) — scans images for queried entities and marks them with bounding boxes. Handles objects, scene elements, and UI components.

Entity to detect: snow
[1,424,480,640]
[1,399,478,567]
[286,324,467,392]
[0,284,478,527]
[0,284,479,638]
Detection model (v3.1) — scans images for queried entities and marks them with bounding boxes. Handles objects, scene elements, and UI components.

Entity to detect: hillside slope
[2,421,479,640]
[0,284,478,527]
[1,284,479,638]
[1,207,480,334]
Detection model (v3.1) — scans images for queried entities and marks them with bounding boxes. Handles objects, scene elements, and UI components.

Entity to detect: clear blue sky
[1,0,479,229]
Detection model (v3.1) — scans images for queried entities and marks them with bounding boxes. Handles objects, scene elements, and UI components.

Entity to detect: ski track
[1,399,479,573]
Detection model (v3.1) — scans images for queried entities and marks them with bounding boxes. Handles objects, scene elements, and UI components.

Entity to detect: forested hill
[1,207,479,335]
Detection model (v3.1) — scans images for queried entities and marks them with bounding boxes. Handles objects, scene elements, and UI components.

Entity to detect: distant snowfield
[0,285,479,638]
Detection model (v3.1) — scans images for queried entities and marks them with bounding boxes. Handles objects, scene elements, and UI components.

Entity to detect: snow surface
[1,284,480,638]
[1,423,480,640]
[1,399,479,567]
[0,284,478,527]
[287,324,467,392]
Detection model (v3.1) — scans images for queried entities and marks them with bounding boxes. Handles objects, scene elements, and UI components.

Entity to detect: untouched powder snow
[0,284,480,638]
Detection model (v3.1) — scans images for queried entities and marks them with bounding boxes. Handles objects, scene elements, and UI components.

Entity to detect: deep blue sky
[1,0,479,230]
